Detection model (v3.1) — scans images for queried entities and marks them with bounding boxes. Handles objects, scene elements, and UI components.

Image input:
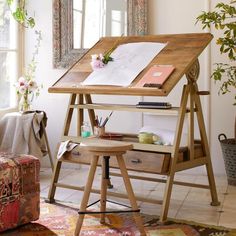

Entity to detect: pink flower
[15,75,40,100]
[17,76,26,87]
[91,54,99,60]
[18,76,26,83]
[28,80,38,92]
[99,53,104,61]
[18,86,27,94]
[90,54,105,70]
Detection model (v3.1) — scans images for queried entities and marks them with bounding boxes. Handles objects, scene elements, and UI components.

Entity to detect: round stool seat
[79,139,133,153]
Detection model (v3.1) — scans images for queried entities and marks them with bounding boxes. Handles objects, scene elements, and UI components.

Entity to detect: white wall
[26,0,235,175]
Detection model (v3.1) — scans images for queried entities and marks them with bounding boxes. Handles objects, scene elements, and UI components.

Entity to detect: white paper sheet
[82,42,167,87]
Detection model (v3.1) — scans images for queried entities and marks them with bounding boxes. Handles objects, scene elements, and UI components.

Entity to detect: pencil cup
[94,126,105,137]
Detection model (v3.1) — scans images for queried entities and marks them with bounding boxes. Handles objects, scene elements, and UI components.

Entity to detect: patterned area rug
[1,200,236,236]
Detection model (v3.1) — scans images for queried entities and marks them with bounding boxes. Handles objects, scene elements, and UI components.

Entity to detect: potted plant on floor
[197,0,236,185]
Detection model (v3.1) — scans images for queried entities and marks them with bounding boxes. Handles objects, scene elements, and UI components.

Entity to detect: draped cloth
[0,111,47,158]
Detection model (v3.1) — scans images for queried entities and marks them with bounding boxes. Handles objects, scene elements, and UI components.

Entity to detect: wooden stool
[74,139,146,236]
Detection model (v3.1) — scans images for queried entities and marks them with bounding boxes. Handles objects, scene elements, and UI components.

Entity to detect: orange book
[135,65,175,88]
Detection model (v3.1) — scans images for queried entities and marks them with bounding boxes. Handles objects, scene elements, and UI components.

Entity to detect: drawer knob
[131,159,142,164]
[72,151,80,156]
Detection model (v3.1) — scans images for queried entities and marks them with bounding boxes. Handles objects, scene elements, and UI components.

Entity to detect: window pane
[83,0,105,48]
[0,0,18,110]
[0,51,17,109]
[73,0,127,49]
[0,0,17,49]
[73,0,83,49]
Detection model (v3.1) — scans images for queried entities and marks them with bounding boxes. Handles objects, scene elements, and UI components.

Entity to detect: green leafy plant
[7,0,35,28]
[196,0,236,105]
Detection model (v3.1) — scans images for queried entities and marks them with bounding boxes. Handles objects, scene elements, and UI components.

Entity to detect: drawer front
[123,150,170,174]
[68,149,171,174]
[62,142,203,175]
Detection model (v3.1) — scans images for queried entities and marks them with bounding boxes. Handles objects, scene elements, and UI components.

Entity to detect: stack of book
[136,102,172,109]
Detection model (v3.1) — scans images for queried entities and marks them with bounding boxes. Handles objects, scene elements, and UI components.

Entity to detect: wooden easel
[158,60,220,221]
[46,34,220,222]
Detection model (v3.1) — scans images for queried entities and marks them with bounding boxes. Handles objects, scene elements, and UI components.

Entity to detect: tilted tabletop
[49,33,213,97]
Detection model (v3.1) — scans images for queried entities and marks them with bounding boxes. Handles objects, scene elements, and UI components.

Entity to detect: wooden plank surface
[49,33,213,96]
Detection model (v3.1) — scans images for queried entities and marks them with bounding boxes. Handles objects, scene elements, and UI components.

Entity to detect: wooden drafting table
[47,33,220,221]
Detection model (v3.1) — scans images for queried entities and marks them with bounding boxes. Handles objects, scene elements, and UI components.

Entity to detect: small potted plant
[197,0,236,185]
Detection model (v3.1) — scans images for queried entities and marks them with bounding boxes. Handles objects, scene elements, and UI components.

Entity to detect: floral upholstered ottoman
[0,152,40,232]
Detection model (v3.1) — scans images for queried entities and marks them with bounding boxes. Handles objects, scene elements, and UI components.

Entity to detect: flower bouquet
[16,30,42,112]
[90,35,123,70]
[16,76,40,112]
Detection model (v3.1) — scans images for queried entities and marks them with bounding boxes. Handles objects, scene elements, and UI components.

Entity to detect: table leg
[160,84,190,222]
[46,159,62,203]
[193,84,220,206]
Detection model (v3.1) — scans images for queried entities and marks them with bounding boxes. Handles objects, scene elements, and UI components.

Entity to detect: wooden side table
[0,111,54,170]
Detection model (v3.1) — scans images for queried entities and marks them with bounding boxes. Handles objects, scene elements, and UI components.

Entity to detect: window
[0,0,22,111]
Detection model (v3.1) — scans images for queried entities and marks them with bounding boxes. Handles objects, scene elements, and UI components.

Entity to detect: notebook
[135,65,175,88]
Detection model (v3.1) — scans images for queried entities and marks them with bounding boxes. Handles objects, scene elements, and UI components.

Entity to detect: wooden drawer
[65,149,174,174]
[122,150,170,174]
[63,142,203,175]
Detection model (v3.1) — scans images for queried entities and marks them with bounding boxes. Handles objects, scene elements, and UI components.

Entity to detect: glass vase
[18,93,31,113]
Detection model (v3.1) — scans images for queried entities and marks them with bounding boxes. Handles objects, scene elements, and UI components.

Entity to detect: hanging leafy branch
[25,30,42,81]
[196,0,236,105]
[6,0,42,79]
[7,0,35,28]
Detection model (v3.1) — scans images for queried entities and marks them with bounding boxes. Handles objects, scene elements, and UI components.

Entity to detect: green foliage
[196,0,236,104]
[102,35,124,64]
[212,63,236,105]
[6,0,41,77]
[102,53,113,64]
[7,0,35,28]
[25,30,42,80]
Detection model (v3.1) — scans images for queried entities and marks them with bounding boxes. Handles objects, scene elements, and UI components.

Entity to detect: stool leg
[100,156,108,224]
[116,155,146,236]
[75,155,99,236]
[107,178,113,189]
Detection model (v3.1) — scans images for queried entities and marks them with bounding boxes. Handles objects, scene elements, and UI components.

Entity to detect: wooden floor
[40,166,236,228]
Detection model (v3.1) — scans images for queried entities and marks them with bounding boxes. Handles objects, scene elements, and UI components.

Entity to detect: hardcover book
[135,65,175,88]
[136,101,172,109]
